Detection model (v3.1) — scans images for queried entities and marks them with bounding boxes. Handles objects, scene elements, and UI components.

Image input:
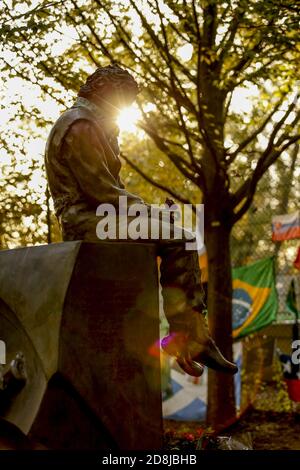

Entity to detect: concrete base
[0,242,163,450]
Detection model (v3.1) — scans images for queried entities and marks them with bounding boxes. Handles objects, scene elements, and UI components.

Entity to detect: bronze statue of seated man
[45,63,237,378]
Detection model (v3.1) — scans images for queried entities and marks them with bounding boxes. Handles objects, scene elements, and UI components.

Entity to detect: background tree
[0,0,299,427]
[231,143,300,266]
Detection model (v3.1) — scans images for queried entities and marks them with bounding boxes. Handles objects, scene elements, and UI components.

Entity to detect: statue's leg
[158,238,238,377]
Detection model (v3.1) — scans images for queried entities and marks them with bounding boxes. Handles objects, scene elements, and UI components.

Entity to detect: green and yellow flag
[232,257,278,339]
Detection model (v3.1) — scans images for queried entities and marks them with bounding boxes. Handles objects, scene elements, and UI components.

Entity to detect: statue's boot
[161,309,238,377]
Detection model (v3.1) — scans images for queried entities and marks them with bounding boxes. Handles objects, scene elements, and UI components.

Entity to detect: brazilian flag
[232,257,278,339]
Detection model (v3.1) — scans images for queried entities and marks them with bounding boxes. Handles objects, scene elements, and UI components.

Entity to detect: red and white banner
[272,211,300,242]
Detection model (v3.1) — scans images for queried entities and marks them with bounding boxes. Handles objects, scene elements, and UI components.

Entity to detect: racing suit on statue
[45,96,237,377]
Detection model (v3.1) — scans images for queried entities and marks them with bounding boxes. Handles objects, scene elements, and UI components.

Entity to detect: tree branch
[226,97,285,164]
[154,0,198,169]
[1,0,62,25]
[65,10,101,68]
[232,134,300,222]
[128,0,196,84]
[71,0,115,62]
[120,153,193,205]
[225,36,267,91]
[202,1,217,48]
[218,3,244,63]
[138,121,201,185]
[1,59,66,106]
[262,99,297,157]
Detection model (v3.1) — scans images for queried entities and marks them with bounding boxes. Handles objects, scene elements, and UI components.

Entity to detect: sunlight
[117,104,142,133]
[177,44,193,62]
[230,85,259,115]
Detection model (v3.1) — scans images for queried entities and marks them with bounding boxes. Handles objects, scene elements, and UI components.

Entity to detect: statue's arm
[63,120,146,208]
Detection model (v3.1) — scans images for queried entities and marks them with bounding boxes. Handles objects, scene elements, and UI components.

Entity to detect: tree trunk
[205,223,236,429]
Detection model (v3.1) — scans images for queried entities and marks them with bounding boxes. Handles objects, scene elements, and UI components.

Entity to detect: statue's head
[78,63,139,115]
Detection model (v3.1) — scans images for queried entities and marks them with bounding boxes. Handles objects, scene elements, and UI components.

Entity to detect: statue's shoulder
[45,107,95,156]
[51,106,95,136]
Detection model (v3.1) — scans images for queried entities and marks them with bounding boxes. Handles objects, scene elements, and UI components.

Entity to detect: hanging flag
[272,210,300,241]
[232,257,278,339]
[286,279,299,317]
[278,350,300,380]
[294,247,300,271]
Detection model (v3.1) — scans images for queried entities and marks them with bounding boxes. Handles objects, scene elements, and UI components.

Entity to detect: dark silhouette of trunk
[204,191,236,427]
[205,224,235,427]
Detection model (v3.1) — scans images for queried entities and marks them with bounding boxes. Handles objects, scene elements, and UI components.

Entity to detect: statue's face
[105,87,137,111]
[91,82,138,117]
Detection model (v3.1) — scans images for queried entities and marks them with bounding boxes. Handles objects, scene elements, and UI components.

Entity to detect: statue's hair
[78,63,139,99]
